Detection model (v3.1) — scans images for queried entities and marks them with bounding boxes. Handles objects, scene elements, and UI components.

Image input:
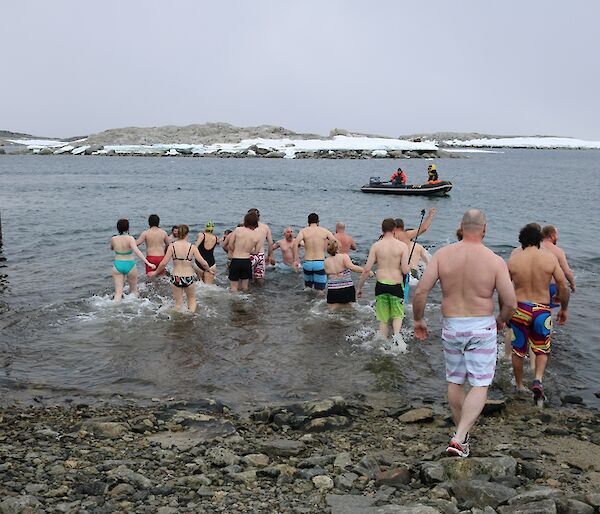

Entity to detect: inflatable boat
[361,177,452,196]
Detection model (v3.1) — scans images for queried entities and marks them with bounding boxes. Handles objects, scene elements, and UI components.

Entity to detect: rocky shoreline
[1,396,599,513]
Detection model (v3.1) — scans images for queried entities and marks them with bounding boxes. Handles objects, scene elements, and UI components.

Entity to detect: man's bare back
[230,227,260,259]
[424,241,513,318]
[137,227,169,257]
[368,236,409,284]
[508,247,568,306]
[294,224,336,263]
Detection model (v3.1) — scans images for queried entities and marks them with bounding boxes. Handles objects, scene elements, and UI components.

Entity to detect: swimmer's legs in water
[112,266,138,302]
[230,279,249,293]
[171,285,184,310]
[112,267,125,302]
[185,283,197,313]
[378,318,403,339]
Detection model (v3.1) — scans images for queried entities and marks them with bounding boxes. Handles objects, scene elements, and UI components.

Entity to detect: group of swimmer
[111,207,575,458]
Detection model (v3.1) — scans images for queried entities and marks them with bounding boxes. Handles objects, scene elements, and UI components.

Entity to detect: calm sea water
[0,150,598,410]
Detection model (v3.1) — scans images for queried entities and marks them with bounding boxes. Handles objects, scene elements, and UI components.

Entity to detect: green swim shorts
[374,280,405,322]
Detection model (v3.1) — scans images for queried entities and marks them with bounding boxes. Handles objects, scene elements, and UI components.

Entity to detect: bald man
[413,209,516,458]
[335,222,357,254]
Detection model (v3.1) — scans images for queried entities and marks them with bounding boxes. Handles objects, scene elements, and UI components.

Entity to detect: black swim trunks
[326,285,356,304]
[228,258,252,281]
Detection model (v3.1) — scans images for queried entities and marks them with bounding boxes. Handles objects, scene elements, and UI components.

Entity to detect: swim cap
[205,221,215,231]
[428,164,437,171]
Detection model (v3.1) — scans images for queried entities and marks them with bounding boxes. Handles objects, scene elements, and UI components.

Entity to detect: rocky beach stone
[498,499,557,513]
[354,455,381,478]
[376,467,411,487]
[205,446,239,467]
[241,453,270,468]
[397,408,434,423]
[81,420,128,439]
[106,465,153,488]
[482,399,507,415]
[0,495,43,513]
[452,479,516,509]
[312,475,334,490]
[421,456,517,483]
[260,438,304,456]
[334,451,353,468]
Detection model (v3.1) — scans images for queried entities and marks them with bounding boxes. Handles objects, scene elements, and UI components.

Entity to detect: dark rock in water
[451,479,516,509]
[260,438,305,457]
[387,403,412,417]
[482,399,507,416]
[561,395,584,405]
[375,467,411,487]
[595,391,600,398]
[498,499,557,513]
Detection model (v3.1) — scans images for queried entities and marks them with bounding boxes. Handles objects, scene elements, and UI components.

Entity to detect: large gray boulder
[451,479,516,509]
[421,456,517,483]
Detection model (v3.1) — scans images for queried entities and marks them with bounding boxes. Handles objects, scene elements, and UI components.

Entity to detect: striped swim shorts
[442,316,497,387]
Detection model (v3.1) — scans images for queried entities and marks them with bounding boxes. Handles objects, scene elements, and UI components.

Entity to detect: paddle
[404,209,426,296]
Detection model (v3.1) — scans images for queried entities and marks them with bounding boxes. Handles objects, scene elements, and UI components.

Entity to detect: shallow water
[0,151,598,410]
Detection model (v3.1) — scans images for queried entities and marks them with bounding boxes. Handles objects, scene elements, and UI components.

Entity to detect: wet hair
[456,227,463,241]
[327,240,339,256]
[117,218,129,234]
[461,209,486,233]
[171,225,179,234]
[177,224,189,239]
[308,212,319,224]
[382,218,396,233]
[244,212,259,229]
[541,225,556,239]
[519,224,542,249]
[148,214,159,227]
[394,218,405,230]
[247,208,260,219]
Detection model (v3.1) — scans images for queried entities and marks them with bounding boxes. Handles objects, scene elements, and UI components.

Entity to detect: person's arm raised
[405,208,436,239]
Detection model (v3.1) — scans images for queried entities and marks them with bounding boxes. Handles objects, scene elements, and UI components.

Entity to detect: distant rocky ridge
[1,123,596,158]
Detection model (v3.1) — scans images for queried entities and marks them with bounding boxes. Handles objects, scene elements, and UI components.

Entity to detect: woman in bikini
[149,224,211,313]
[111,218,156,302]
[194,221,219,284]
[323,240,367,311]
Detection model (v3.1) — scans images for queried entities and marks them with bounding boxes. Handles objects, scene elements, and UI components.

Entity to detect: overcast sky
[2,0,599,139]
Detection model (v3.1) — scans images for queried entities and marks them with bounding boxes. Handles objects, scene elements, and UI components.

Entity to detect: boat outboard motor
[369,176,382,185]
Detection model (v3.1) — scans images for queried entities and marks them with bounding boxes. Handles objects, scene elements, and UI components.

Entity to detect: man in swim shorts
[541,225,576,306]
[357,218,410,341]
[507,224,569,403]
[413,209,516,458]
[136,214,171,275]
[227,213,261,292]
[246,208,274,285]
[293,213,338,293]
